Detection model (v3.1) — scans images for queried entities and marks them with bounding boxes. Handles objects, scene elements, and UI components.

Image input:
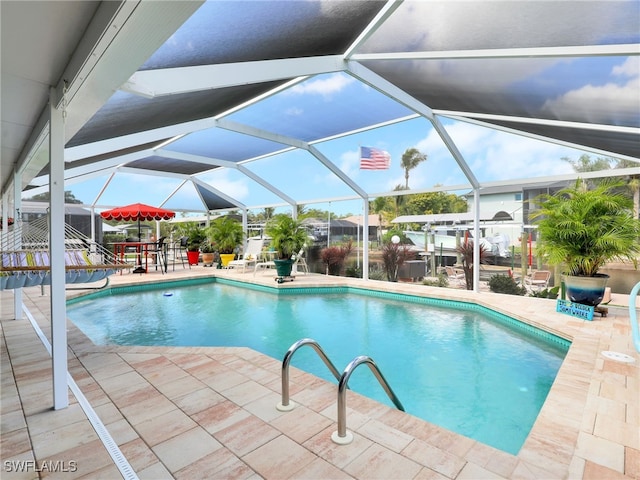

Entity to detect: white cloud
[612,57,640,77]
[541,58,639,123]
[541,78,639,122]
[288,73,355,98]
[199,170,249,201]
[416,121,577,184]
[285,107,304,116]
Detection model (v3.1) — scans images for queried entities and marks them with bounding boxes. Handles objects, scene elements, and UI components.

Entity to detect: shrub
[456,239,488,290]
[488,274,526,296]
[345,262,362,278]
[529,286,560,299]
[382,242,414,282]
[320,241,353,276]
[423,273,449,287]
[368,264,387,281]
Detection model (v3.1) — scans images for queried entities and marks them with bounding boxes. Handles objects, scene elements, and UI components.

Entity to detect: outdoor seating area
[0,214,131,290]
[227,238,265,273]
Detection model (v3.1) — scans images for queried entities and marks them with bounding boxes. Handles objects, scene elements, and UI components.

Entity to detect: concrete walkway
[1,266,638,479]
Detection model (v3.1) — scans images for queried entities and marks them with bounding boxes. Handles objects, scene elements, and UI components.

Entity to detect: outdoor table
[111,242,157,274]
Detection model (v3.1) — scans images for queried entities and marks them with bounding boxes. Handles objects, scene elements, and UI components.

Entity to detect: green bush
[423,273,449,288]
[488,274,527,296]
[529,286,560,299]
[368,265,387,281]
[345,262,362,278]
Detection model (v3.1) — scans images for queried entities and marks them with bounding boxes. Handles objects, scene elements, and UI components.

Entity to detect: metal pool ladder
[277,338,404,445]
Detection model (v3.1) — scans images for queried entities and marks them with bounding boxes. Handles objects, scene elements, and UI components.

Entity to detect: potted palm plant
[199,241,217,266]
[265,215,308,278]
[178,222,206,265]
[207,216,244,267]
[531,179,640,306]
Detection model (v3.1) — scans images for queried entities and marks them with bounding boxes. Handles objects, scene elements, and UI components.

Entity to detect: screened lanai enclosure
[1,1,639,407]
[2,1,638,215]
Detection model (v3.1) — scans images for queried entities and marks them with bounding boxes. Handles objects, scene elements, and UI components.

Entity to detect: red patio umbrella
[100,203,175,240]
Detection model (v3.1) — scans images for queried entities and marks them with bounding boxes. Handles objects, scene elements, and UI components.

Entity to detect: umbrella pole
[133,217,145,273]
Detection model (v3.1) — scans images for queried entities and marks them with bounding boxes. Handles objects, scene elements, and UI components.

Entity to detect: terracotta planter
[201,252,215,266]
[563,274,609,307]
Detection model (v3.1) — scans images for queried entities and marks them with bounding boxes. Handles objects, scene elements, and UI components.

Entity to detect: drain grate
[24,306,139,480]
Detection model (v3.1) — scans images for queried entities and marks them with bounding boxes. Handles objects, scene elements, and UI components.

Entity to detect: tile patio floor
[1,266,639,479]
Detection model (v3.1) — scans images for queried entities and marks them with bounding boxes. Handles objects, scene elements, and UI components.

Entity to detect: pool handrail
[276,338,342,411]
[630,281,640,353]
[332,355,405,445]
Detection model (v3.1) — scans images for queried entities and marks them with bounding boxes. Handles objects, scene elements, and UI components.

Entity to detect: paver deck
[1,266,638,479]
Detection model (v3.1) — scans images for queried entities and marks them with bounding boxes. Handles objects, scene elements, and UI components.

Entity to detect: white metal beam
[122,56,346,98]
[307,145,368,200]
[216,119,368,200]
[437,110,640,134]
[431,116,480,188]
[156,149,297,207]
[9,1,203,197]
[216,119,307,149]
[442,114,640,163]
[350,43,640,61]
[347,61,478,187]
[49,87,68,409]
[190,177,245,210]
[345,0,404,59]
[346,61,434,119]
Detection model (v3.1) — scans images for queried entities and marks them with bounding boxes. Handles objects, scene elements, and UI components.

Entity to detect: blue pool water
[67,280,568,454]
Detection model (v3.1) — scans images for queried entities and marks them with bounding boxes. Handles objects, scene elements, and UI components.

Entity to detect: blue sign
[556,299,594,321]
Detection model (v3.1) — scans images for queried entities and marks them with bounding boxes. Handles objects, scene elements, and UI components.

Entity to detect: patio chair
[172,236,189,270]
[292,247,308,275]
[228,237,264,273]
[146,236,167,273]
[445,266,465,286]
[523,270,551,292]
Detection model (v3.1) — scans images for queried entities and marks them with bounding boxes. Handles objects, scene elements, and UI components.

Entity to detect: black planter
[274,258,294,277]
[563,274,609,307]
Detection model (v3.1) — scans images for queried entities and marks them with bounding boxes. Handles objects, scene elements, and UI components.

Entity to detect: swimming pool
[67,279,569,454]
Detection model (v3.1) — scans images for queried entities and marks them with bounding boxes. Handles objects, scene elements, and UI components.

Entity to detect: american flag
[360,146,391,170]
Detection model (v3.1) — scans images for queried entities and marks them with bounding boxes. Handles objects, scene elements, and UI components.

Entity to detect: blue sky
[67,115,595,217]
[65,54,637,217]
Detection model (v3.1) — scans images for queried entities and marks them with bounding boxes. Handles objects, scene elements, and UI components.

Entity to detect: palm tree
[393,185,408,219]
[401,148,427,189]
[370,196,388,244]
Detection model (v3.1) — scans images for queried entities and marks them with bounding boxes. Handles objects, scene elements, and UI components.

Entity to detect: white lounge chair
[445,266,465,286]
[523,270,551,292]
[227,238,264,273]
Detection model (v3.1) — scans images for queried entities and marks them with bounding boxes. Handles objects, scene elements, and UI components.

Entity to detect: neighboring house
[464,181,570,243]
[17,201,104,242]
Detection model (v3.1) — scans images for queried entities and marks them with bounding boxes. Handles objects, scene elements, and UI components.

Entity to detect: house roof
[2,1,638,215]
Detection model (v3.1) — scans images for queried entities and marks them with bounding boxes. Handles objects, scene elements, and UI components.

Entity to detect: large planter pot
[201,252,215,266]
[219,253,235,267]
[186,250,200,265]
[274,258,294,277]
[563,274,609,307]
